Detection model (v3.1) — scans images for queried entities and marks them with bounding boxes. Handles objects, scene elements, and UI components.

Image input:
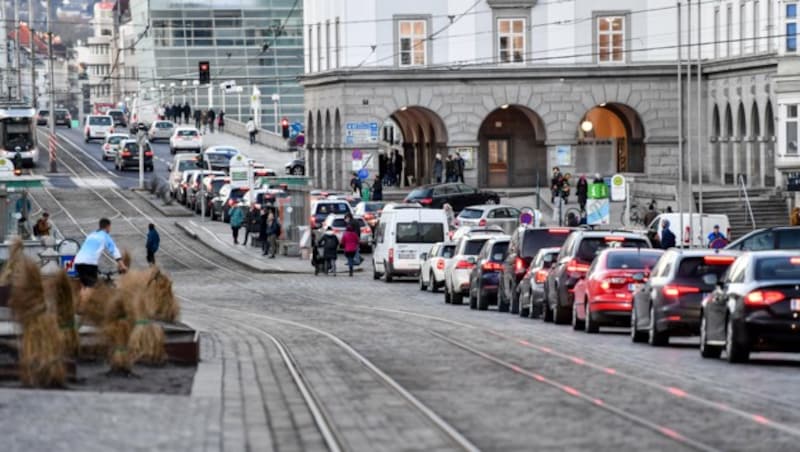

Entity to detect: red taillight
[790,257,800,265]
[566,259,590,274]
[478,218,487,227]
[703,255,735,265]
[514,257,527,274]
[121,151,131,157]
[310,216,317,228]
[600,276,628,291]
[662,285,700,298]
[419,197,433,206]
[145,151,153,157]
[364,213,374,221]
[604,236,625,242]
[436,258,445,270]
[361,227,371,234]
[744,290,785,307]
[455,260,475,270]
[482,261,503,272]
[388,248,394,264]
[548,228,571,234]
[535,269,548,284]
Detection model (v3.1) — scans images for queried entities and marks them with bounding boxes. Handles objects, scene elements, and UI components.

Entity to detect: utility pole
[696,0,704,217]
[46,0,56,173]
[0,0,8,98]
[677,2,684,248]
[28,0,35,108]
[14,0,21,100]
[111,0,121,103]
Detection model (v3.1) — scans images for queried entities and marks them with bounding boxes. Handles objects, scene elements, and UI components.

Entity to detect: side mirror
[702,273,719,287]
[632,272,646,282]
[420,253,428,261]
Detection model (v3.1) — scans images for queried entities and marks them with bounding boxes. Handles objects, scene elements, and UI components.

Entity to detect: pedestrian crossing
[45,175,119,190]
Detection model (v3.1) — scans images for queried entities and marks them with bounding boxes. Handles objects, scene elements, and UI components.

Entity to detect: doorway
[487,140,509,187]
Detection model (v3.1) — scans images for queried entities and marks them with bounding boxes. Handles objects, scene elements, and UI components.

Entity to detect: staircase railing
[737,174,757,230]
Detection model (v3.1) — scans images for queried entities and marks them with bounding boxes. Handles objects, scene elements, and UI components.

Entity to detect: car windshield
[55,111,67,118]
[123,143,140,153]
[606,251,662,270]
[677,257,735,278]
[407,188,431,199]
[178,130,198,137]
[206,153,231,163]
[441,245,456,258]
[755,257,800,280]
[315,203,350,215]
[464,239,490,255]
[177,160,195,171]
[576,237,649,262]
[778,229,800,248]
[522,230,571,258]
[396,222,445,244]
[459,208,484,219]
[89,116,111,126]
[39,110,49,116]
[108,136,125,144]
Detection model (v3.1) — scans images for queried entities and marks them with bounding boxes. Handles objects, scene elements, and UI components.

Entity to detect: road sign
[229,154,249,189]
[352,149,362,160]
[610,174,626,202]
[344,122,379,145]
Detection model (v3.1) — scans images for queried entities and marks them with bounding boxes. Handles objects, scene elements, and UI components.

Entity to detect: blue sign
[290,122,303,138]
[345,122,379,145]
[357,168,369,180]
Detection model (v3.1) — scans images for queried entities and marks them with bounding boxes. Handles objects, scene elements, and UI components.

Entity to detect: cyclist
[74,218,127,292]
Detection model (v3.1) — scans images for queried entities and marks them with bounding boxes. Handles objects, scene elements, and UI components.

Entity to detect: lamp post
[192,80,199,107]
[169,82,176,104]
[181,80,187,104]
[271,93,280,134]
[236,86,244,121]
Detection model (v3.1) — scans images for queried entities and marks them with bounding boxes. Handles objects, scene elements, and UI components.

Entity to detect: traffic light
[281,118,290,139]
[198,61,210,84]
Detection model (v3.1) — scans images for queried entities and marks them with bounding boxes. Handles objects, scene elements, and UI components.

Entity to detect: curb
[132,190,194,217]
[174,221,198,240]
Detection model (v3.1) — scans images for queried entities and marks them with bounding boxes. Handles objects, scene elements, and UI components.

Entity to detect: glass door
[487,139,509,187]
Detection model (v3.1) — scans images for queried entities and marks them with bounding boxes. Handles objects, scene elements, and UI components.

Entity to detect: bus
[0,104,39,167]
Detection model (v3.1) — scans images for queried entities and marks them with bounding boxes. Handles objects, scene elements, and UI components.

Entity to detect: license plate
[629,283,642,293]
[792,299,800,312]
[399,250,416,260]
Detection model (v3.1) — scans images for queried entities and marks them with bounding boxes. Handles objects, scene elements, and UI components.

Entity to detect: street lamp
[181,80,187,104]
[581,120,594,133]
[169,82,176,104]
[192,80,200,107]
[271,93,280,134]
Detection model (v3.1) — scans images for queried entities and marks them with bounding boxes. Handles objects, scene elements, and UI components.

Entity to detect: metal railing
[737,174,757,230]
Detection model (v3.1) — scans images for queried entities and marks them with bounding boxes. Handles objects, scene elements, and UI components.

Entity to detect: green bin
[588,182,609,199]
[362,186,370,201]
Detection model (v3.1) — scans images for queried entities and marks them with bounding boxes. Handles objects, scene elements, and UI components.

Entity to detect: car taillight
[364,213,374,221]
[514,257,527,274]
[310,216,317,228]
[604,236,625,242]
[455,260,475,270]
[436,259,445,270]
[566,259,590,274]
[145,151,153,157]
[548,228,571,234]
[703,255,736,265]
[361,227,371,234]
[482,261,503,272]
[388,248,394,264]
[478,218,487,227]
[121,151,131,157]
[662,285,700,298]
[744,290,785,307]
[419,197,433,205]
[535,269,549,284]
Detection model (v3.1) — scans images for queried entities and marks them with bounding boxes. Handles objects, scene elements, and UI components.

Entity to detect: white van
[646,213,731,248]
[372,207,449,282]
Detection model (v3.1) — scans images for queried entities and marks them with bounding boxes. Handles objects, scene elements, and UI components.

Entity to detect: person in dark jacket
[207,109,216,133]
[146,223,160,265]
[576,175,588,212]
[349,172,362,197]
[183,103,191,125]
[643,202,659,228]
[243,205,259,246]
[660,219,676,249]
[445,154,456,182]
[378,150,387,185]
[394,150,404,187]
[371,176,383,201]
[317,227,340,275]
[455,152,465,183]
[218,111,226,133]
[433,153,443,183]
[265,212,281,258]
[193,109,202,129]
[258,208,269,255]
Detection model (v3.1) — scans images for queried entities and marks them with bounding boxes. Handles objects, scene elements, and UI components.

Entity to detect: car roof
[87,114,112,118]
[106,133,129,138]
[571,229,646,238]
[174,153,197,161]
[536,246,562,255]
[668,249,740,258]
[743,250,800,258]
[119,139,143,145]
[205,147,238,154]
[461,204,514,211]
[484,235,512,243]
[175,127,199,131]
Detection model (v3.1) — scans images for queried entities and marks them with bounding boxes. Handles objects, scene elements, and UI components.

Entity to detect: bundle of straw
[149,268,180,323]
[45,270,79,357]
[0,238,24,286]
[9,255,65,387]
[125,269,166,365]
[102,288,134,375]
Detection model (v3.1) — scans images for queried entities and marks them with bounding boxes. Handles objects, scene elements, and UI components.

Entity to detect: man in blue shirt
[146,223,160,265]
[74,218,127,288]
[707,224,728,249]
[660,219,676,249]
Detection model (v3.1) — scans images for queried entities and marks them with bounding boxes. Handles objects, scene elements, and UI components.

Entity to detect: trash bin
[361,186,370,201]
[588,182,609,199]
[57,238,81,277]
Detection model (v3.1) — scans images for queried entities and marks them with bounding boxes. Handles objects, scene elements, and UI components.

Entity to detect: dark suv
[725,226,800,251]
[500,227,575,314]
[544,230,651,324]
[114,139,153,172]
[54,109,71,127]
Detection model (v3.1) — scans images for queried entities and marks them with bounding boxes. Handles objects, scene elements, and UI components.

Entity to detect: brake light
[744,290,785,306]
[121,151,131,157]
[310,216,317,228]
[419,197,433,206]
[389,248,394,264]
[548,228,571,234]
[703,255,735,265]
[600,276,628,291]
[514,257,527,274]
[604,236,625,242]
[535,269,548,284]
[662,285,700,298]
[455,260,475,270]
[436,258,445,270]
[364,213,374,221]
[478,218,487,227]
[361,227,371,234]
[566,259,590,274]
[790,257,800,265]
[482,261,503,272]
[145,151,153,157]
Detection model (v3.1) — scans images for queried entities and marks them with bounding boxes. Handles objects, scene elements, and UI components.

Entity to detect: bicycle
[563,207,583,226]
[620,199,656,227]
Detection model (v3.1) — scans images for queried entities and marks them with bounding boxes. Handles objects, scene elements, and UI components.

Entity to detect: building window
[308,25,313,71]
[788,105,799,154]
[325,20,330,70]
[497,18,525,63]
[740,2,746,54]
[788,3,798,52]
[768,0,774,51]
[316,22,322,71]
[714,7,720,58]
[753,0,760,52]
[398,20,426,66]
[335,17,340,68]
[727,5,733,56]
[597,16,624,63]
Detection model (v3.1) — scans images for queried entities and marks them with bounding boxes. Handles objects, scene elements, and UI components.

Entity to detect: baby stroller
[311,230,326,275]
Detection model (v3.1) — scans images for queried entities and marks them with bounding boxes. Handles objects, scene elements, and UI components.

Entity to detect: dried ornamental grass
[103,288,134,375]
[125,269,166,365]
[149,268,180,323]
[49,270,78,357]
[0,238,24,285]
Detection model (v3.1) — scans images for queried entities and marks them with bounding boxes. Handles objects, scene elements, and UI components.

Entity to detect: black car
[500,227,574,315]
[285,157,305,176]
[36,110,49,126]
[700,251,800,362]
[54,109,71,127]
[725,226,800,251]
[404,183,500,212]
[108,109,127,128]
[631,250,738,346]
[114,139,153,172]
[544,230,651,325]
[469,236,511,311]
[519,247,561,318]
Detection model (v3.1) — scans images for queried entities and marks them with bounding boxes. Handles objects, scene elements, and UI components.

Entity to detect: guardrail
[737,174,757,230]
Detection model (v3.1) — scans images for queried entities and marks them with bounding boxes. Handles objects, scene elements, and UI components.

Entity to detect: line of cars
[374,198,800,364]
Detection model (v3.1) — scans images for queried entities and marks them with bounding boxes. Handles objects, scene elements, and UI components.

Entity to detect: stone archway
[711,105,721,183]
[477,105,547,188]
[576,103,646,174]
[387,106,448,186]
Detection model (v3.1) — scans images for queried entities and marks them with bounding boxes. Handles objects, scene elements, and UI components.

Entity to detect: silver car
[149,120,175,141]
[455,204,522,235]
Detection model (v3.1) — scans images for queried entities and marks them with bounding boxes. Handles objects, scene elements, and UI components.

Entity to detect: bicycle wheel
[563,208,581,226]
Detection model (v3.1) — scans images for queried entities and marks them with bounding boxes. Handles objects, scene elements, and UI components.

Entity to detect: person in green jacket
[230,205,245,245]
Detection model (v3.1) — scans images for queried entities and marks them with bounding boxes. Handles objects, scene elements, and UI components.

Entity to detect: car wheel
[469,288,477,310]
[418,273,427,291]
[498,286,509,312]
[444,285,452,304]
[552,300,569,325]
[725,315,750,363]
[510,289,520,315]
[630,304,647,343]
[383,261,393,283]
[292,166,304,176]
[542,297,553,322]
[519,292,530,318]
[648,305,669,346]
[429,272,438,293]
[372,260,381,280]
[451,290,463,305]
[699,311,722,359]
[584,301,599,334]
[477,288,489,311]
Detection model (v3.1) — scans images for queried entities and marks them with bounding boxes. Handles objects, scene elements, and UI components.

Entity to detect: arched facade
[736,103,747,184]
[386,106,448,187]
[477,105,546,188]
[576,103,645,174]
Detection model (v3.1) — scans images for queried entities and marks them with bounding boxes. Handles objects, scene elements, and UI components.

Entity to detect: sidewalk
[201,130,299,175]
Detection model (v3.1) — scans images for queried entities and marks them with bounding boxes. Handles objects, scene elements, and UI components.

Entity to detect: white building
[76,1,115,109]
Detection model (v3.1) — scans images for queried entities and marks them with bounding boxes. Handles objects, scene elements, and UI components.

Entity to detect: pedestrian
[246,117,257,144]
[350,172,362,197]
[666,206,673,213]
[394,150,404,187]
[157,105,165,120]
[643,201,658,227]
[183,102,191,125]
[445,154,456,182]
[342,224,360,277]
[455,152,465,183]
[707,224,728,249]
[561,173,571,204]
[207,109,216,133]
[218,111,225,133]
[593,172,604,184]
[32,212,51,237]
[230,204,244,245]
[318,226,340,275]
[566,211,579,227]
[371,176,383,201]
[243,205,259,246]
[433,153,443,183]
[386,154,397,186]
[576,174,588,212]
[551,167,562,203]
[172,104,179,122]
[265,212,281,258]
[146,223,160,265]
[378,150,387,184]
[551,169,564,223]
[791,207,800,226]
[443,203,455,230]
[258,208,269,255]
[194,109,202,129]
[660,219,676,249]
[200,110,208,133]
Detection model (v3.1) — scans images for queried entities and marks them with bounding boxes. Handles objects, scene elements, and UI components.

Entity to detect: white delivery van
[129,93,160,131]
[646,213,731,248]
[372,207,449,282]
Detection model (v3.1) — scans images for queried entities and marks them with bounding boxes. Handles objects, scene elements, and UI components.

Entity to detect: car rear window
[441,245,455,258]
[365,203,384,212]
[332,219,347,228]
[207,153,231,163]
[396,222,445,244]
[108,136,125,144]
[157,122,172,128]
[109,111,123,117]
[55,111,67,118]
[230,189,248,199]
[464,239,490,255]
[606,251,662,270]
[39,110,49,115]
[676,256,735,278]
[778,230,800,249]
[576,237,649,262]
[177,160,195,171]
[522,230,571,258]
[178,130,198,137]
[490,242,510,261]
[315,202,350,215]
[459,208,483,219]
[89,116,111,125]
[754,257,800,280]
[210,180,226,193]
[407,188,431,199]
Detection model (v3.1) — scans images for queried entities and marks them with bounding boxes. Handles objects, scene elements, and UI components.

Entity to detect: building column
[758,139,766,188]
[719,139,727,185]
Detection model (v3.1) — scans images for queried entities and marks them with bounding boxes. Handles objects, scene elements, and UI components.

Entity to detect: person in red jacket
[341,224,360,277]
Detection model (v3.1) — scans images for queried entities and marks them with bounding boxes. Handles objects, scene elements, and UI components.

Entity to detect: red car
[572,248,664,333]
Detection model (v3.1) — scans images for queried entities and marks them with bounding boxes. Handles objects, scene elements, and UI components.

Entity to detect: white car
[444,230,507,304]
[169,127,203,154]
[101,133,130,160]
[419,242,456,292]
[168,154,199,197]
[149,121,175,141]
[455,204,522,235]
[84,115,114,142]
